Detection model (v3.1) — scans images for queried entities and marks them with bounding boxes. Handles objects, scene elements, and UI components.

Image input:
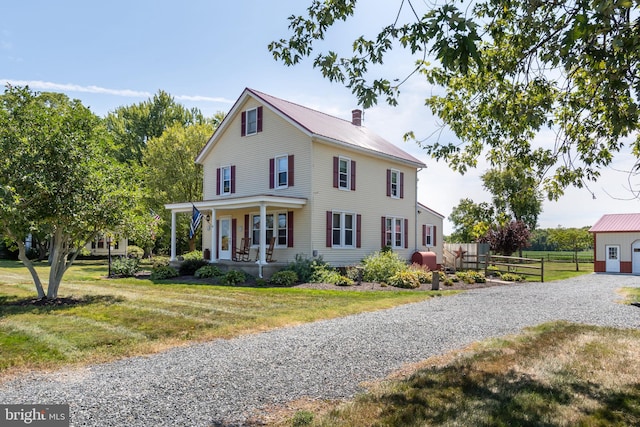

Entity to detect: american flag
[189,205,203,239]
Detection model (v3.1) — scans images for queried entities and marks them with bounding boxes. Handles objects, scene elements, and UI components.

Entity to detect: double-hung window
[332,211,355,248]
[390,169,400,198]
[424,224,434,246]
[384,216,405,248]
[252,212,288,246]
[276,155,288,188]
[221,166,231,195]
[338,158,350,190]
[246,108,258,135]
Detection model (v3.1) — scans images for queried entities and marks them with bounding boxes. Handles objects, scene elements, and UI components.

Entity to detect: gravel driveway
[1,274,639,426]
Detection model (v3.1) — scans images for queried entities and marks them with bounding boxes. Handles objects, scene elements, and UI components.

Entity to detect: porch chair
[234,237,251,261]
[255,236,277,263]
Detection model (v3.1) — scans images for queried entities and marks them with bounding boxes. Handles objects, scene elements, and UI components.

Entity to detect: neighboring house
[85,234,128,257]
[589,213,640,274]
[165,88,443,276]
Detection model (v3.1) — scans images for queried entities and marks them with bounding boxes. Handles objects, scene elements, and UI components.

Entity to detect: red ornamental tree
[479,220,531,256]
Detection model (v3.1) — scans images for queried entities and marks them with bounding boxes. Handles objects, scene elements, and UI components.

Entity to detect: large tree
[270,0,640,199]
[0,85,137,300]
[143,122,215,253]
[548,226,593,271]
[448,198,494,243]
[105,90,207,165]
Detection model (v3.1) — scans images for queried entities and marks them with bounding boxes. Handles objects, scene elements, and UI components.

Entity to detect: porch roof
[165,195,308,213]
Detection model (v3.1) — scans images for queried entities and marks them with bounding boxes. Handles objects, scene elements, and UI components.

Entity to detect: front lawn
[0,260,448,379]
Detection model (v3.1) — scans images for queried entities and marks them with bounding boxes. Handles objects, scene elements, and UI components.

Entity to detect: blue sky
[2,0,640,234]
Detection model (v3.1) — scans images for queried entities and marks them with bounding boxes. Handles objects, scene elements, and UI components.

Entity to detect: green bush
[127,245,144,259]
[344,265,363,282]
[292,410,314,427]
[111,257,140,277]
[269,270,298,286]
[408,263,432,284]
[285,254,328,283]
[181,250,203,261]
[500,273,524,282]
[222,270,246,285]
[455,270,487,284]
[387,270,421,289]
[313,268,354,286]
[151,256,171,268]
[361,250,407,283]
[179,259,209,276]
[150,265,179,280]
[194,265,222,278]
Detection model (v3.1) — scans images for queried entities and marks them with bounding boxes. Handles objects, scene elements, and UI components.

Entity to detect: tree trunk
[16,241,46,299]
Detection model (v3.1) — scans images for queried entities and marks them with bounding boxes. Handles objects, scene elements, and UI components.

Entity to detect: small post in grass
[107,235,112,278]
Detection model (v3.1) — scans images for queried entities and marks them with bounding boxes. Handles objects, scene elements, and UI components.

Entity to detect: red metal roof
[247,88,426,167]
[589,213,640,232]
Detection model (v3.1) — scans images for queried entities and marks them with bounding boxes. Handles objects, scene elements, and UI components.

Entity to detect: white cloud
[0,79,233,104]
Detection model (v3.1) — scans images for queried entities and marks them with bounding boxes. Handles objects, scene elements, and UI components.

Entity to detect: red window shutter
[244,214,250,239]
[350,160,356,191]
[257,106,263,132]
[422,224,426,246]
[216,168,221,195]
[287,211,294,247]
[230,165,236,194]
[433,225,437,246]
[386,169,391,196]
[356,214,362,248]
[404,218,409,248]
[232,218,237,257]
[381,216,386,248]
[269,158,275,189]
[333,157,339,188]
[326,211,333,247]
[400,172,404,199]
[288,155,294,187]
[241,111,246,137]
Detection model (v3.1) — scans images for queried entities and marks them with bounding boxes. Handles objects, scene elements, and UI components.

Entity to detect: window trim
[245,107,258,135]
[220,165,232,195]
[423,224,434,246]
[251,211,288,248]
[275,154,289,189]
[383,216,405,249]
[389,169,400,198]
[331,211,356,248]
[338,156,351,190]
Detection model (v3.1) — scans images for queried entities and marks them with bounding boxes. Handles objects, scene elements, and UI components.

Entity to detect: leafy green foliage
[408,263,432,284]
[269,270,299,286]
[270,0,640,198]
[285,254,329,283]
[0,85,138,299]
[500,272,524,282]
[194,265,222,279]
[448,199,494,243]
[312,268,354,286]
[111,257,140,278]
[222,270,246,285]
[126,245,144,259]
[362,250,407,283]
[182,250,204,261]
[149,265,179,280]
[387,270,421,289]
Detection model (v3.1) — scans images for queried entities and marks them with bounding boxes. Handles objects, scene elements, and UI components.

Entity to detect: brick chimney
[351,109,362,126]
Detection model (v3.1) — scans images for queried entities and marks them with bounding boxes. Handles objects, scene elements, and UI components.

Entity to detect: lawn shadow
[0,294,124,317]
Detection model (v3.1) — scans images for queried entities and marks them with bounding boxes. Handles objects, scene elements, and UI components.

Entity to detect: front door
[219,217,232,260]
[632,241,640,274]
[605,245,620,273]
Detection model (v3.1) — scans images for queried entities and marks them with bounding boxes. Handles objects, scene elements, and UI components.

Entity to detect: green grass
[0,259,451,378]
[272,322,640,426]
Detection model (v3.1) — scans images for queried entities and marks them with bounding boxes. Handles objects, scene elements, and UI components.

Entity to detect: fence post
[540,258,544,282]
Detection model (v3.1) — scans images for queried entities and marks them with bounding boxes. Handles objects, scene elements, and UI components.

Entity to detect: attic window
[241,106,263,136]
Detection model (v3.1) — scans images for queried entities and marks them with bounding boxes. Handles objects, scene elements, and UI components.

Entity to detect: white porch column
[256,203,267,278]
[209,208,218,263]
[170,210,177,261]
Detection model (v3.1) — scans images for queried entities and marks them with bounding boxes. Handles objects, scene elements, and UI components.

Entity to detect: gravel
[1,274,639,426]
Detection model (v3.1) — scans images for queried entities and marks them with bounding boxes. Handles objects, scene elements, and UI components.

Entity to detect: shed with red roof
[589,213,640,274]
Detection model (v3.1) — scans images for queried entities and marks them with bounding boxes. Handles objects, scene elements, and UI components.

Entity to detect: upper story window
[423,224,435,246]
[276,155,288,188]
[386,169,404,199]
[241,106,263,137]
[333,156,356,191]
[269,155,294,189]
[216,165,235,195]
